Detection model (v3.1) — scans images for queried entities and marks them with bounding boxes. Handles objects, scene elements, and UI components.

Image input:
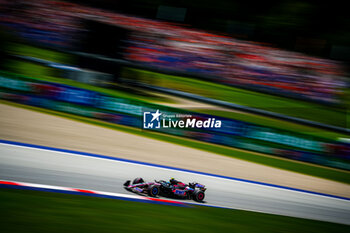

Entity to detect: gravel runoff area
[1,103,350,198]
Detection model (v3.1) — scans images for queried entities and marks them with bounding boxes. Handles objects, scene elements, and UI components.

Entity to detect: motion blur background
[1,0,350,231]
[0,0,349,169]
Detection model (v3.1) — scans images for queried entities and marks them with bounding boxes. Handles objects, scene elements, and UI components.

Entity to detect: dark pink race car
[123,177,206,202]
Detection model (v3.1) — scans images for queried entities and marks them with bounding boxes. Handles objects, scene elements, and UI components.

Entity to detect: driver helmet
[170,177,177,184]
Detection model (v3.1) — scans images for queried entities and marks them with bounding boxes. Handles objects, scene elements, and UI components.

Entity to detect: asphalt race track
[1,142,350,225]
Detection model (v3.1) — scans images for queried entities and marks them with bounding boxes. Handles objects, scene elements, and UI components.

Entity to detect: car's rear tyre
[133,177,144,184]
[193,190,205,202]
[148,185,160,197]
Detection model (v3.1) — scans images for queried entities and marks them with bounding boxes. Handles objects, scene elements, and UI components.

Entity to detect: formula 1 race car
[123,177,206,202]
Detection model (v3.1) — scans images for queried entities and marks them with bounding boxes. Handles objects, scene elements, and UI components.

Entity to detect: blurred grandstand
[0,0,348,105]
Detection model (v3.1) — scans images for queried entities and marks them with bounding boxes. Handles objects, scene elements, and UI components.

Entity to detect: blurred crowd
[0,0,347,104]
[126,33,347,104]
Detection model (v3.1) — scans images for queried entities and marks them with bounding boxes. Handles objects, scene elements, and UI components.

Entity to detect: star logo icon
[151,109,162,122]
[143,109,162,129]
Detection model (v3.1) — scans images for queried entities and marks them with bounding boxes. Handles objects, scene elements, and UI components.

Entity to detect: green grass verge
[1,65,175,104]
[2,100,349,185]
[1,188,349,233]
[8,43,72,63]
[127,68,349,128]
